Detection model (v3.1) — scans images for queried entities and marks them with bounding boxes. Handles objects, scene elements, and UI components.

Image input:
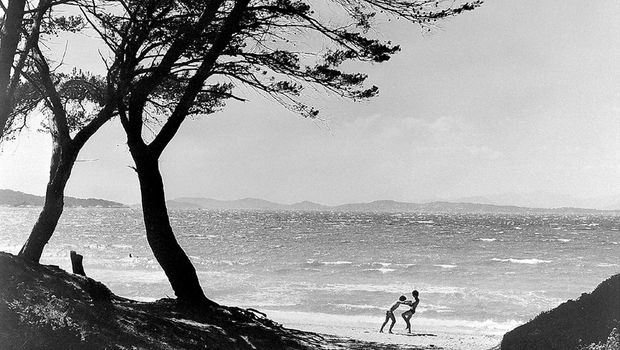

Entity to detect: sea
[1,207,619,337]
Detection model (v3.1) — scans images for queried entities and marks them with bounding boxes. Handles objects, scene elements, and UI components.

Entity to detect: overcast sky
[1,0,620,206]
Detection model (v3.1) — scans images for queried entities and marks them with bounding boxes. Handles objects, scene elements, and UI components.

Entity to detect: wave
[434,264,457,269]
[307,283,465,295]
[211,260,249,266]
[332,303,382,311]
[187,234,219,240]
[597,263,618,268]
[111,244,133,249]
[492,258,551,265]
[371,262,392,267]
[417,305,455,314]
[330,302,455,314]
[305,259,354,266]
[362,268,396,274]
[479,238,497,242]
[322,261,353,265]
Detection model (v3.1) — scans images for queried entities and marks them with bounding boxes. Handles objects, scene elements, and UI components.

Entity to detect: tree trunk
[18,140,76,262]
[130,145,212,305]
[0,0,27,139]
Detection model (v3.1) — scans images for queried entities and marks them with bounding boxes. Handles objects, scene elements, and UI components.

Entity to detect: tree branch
[149,0,251,158]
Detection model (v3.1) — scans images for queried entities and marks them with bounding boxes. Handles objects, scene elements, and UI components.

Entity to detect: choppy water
[1,208,618,335]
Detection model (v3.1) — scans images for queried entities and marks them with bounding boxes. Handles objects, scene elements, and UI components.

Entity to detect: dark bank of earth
[501,273,620,350]
[0,252,423,350]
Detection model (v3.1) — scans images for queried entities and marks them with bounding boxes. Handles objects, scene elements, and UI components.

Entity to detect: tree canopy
[78,0,481,152]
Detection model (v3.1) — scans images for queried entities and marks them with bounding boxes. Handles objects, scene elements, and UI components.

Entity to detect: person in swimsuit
[379,295,407,333]
[401,290,419,333]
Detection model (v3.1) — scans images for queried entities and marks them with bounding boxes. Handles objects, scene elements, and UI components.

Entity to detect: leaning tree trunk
[0,0,27,140]
[130,146,212,306]
[18,140,77,262]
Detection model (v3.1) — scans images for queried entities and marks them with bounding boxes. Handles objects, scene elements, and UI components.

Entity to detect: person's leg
[402,311,412,332]
[380,312,390,332]
[406,316,413,333]
[388,312,396,333]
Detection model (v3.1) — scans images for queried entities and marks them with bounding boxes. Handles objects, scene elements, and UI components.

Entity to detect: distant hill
[289,201,329,211]
[0,189,127,208]
[173,197,288,210]
[166,197,620,214]
[501,274,620,350]
[453,192,620,211]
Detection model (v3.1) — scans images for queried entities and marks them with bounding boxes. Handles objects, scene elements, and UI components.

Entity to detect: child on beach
[379,295,407,333]
[401,290,420,333]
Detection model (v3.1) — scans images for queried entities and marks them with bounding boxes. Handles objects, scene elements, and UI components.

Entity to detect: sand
[263,310,503,350]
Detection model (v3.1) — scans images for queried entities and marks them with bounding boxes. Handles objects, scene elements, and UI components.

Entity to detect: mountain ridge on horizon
[3,188,619,213]
[168,196,620,214]
[0,189,127,208]
[451,191,620,211]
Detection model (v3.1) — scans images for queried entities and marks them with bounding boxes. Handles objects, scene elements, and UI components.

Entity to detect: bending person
[380,295,407,333]
[401,290,420,333]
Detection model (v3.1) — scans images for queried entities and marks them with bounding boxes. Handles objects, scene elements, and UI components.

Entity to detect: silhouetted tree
[16,65,118,262]
[80,0,480,305]
[9,5,120,262]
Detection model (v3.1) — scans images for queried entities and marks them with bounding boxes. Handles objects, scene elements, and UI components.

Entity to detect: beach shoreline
[263,309,503,350]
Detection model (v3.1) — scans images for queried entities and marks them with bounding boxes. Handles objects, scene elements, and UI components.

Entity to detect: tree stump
[70,251,86,276]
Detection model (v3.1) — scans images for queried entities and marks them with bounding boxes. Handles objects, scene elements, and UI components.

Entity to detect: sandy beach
[263,310,504,350]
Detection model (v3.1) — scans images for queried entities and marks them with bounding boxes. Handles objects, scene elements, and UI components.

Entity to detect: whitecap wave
[111,244,133,249]
[434,264,457,269]
[332,303,382,310]
[363,268,396,274]
[323,261,353,265]
[190,234,218,240]
[492,258,551,264]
